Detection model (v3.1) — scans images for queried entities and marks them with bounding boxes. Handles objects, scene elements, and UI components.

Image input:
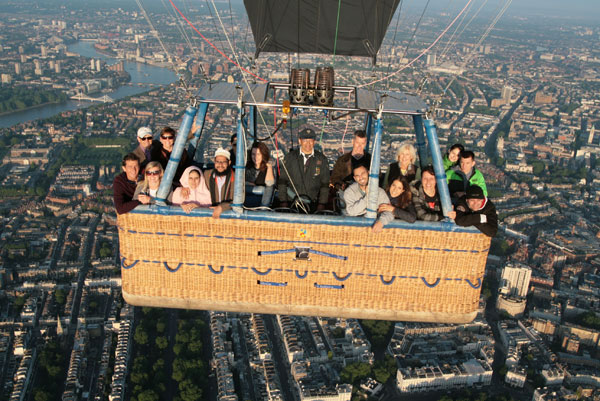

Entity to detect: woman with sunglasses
[151,126,191,185]
[133,161,172,205]
[377,177,416,224]
[172,166,212,213]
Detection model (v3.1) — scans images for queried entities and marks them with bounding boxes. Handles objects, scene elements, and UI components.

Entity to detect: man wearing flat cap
[278,126,330,212]
[204,148,235,218]
[454,185,497,237]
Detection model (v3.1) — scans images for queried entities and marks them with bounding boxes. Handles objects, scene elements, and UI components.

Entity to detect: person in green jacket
[443,143,464,172]
[447,150,487,202]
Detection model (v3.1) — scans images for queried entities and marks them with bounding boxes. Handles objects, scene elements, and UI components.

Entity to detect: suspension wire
[135,0,177,69]
[441,0,488,62]
[161,0,210,86]
[384,0,404,92]
[442,0,513,96]
[399,0,431,69]
[438,0,481,62]
[208,0,309,213]
[358,0,474,88]
[227,0,236,48]
[331,0,342,65]
[162,0,196,57]
[168,0,268,82]
[204,0,227,51]
[340,92,353,152]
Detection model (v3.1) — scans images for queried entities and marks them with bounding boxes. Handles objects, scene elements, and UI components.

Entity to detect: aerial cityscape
[0,0,599,401]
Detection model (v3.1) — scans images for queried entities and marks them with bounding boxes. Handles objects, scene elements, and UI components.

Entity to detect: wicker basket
[118,210,490,323]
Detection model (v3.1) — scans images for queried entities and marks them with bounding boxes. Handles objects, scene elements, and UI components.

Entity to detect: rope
[358,0,474,88]
[135,0,177,69]
[398,0,430,71]
[318,115,327,148]
[168,0,268,82]
[385,0,404,92]
[340,93,352,152]
[331,0,342,65]
[207,0,309,214]
[442,0,513,95]
[439,0,485,63]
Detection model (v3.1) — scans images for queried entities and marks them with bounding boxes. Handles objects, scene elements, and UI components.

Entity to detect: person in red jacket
[113,153,141,214]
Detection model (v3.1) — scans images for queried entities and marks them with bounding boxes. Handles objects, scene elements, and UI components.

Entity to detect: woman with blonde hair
[383,141,420,188]
[172,166,212,213]
[133,161,171,205]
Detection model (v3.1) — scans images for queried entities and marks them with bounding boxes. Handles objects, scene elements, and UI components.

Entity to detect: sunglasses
[161,135,174,140]
[146,170,161,176]
[141,136,153,141]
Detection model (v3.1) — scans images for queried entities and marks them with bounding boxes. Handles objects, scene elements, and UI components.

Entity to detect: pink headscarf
[172,166,212,207]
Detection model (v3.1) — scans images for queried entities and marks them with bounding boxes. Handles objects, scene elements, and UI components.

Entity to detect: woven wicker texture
[118,213,490,322]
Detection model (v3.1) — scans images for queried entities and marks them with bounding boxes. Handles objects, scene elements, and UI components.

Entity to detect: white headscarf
[172,166,212,207]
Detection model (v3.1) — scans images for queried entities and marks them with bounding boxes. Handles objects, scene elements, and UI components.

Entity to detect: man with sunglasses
[151,126,191,185]
[132,126,158,171]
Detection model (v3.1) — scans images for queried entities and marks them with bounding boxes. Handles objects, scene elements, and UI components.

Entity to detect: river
[0,41,177,128]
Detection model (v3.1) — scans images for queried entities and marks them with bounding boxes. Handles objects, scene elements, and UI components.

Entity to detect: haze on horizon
[2,0,599,23]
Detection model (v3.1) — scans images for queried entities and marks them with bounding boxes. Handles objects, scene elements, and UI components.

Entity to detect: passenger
[113,153,141,215]
[133,161,172,205]
[330,130,371,191]
[447,150,487,200]
[378,177,417,223]
[204,148,234,218]
[455,185,498,237]
[172,166,212,213]
[151,126,191,185]
[132,126,158,170]
[245,141,276,207]
[443,143,464,172]
[344,165,394,233]
[277,127,330,212]
[382,141,421,188]
[411,165,455,221]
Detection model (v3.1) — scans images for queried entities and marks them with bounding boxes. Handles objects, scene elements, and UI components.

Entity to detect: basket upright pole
[249,105,257,140]
[366,114,383,219]
[187,102,209,162]
[232,104,246,215]
[424,118,452,217]
[413,114,429,169]
[156,105,198,205]
[364,113,373,154]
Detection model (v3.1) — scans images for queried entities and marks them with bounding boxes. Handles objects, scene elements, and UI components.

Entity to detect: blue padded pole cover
[366,116,383,219]
[364,113,373,154]
[413,114,429,169]
[187,102,209,160]
[249,105,257,140]
[232,106,246,215]
[156,105,198,205]
[424,118,452,217]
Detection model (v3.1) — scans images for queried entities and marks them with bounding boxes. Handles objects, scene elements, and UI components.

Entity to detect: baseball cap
[466,185,485,199]
[137,127,153,138]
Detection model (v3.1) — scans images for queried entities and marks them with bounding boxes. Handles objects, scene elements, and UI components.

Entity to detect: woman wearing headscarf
[172,166,212,213]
